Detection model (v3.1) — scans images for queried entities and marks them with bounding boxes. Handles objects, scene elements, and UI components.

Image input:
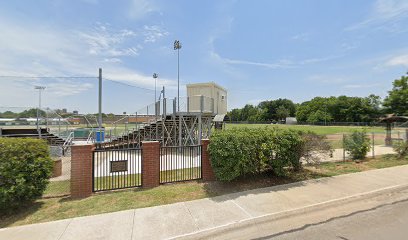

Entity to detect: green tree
[296,95,382,123]
[18,108,46,118]
[276,106,290,120]
[258,98,296,121]
[0,111,18,118]
[383,76,408,115]
[228,108,242,121]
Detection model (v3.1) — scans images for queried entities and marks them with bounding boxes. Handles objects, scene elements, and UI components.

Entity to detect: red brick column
[202,139,216,181]
[142,141,160,188]
[71,144,94,198]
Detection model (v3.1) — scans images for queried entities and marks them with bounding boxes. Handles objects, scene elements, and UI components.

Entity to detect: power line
[102,77,155,92]
[0,75,97,79]
[0,75,156,92]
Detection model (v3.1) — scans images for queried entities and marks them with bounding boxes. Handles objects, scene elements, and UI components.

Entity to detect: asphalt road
[257,193,408,240]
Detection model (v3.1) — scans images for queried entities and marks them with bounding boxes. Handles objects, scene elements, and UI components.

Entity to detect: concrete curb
[172,183,408,240]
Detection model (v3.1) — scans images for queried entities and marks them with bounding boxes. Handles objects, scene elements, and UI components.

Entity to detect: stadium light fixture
[153,73,158,102]
[174,40,182,111]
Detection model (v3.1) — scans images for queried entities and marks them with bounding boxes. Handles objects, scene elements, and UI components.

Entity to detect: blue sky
[0,0,408,114]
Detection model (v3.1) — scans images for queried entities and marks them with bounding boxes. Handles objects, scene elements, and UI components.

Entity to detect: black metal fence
[93,148,142,192]
[160,145,202,183]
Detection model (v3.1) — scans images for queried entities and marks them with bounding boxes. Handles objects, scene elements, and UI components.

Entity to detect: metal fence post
[173,97,177,115]
[372,132,375,158]
[343,133,346,162]
[135,112,138,130]
[163,98,167,118]
[187,96,190,113]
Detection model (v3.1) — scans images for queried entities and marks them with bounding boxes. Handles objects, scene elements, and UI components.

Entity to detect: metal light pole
[98,68,103,143]
[153,73,158,102]
[35,86,46,138]
[98,68,102,131]
[174,40,182,112]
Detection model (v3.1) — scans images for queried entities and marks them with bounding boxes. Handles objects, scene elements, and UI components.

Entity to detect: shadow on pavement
[202,170,333,203]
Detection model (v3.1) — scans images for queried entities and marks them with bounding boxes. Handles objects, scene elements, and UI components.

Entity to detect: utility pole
[35,86,46,138]
[98,68,103,140]
[153,73,158,102]
[174,40,182,112]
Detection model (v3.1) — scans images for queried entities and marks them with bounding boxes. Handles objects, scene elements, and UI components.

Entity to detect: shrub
[300,132,333,165]
[393,141,408,158]
[0,138,53,212]
[208,127,304,181]
[344,130,371,160]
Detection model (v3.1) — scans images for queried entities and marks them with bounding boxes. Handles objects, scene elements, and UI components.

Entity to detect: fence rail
[93,148,142,192]
[160,145,202,183]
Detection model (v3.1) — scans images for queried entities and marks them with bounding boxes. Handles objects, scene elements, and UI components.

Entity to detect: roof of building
[186,82,227,92]
[379,115,408,123]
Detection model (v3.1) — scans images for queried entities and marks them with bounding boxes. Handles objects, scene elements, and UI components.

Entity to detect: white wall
[186,82,227,114]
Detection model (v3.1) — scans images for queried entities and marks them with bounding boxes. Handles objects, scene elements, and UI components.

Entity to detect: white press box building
[186,82,227,115]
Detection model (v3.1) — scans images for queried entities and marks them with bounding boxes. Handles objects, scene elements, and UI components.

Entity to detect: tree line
[228,75,408,123]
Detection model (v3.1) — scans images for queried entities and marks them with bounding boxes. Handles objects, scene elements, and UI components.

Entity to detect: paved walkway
[1,165,408,240]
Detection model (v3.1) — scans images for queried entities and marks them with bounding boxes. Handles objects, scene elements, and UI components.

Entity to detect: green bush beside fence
[208,128,304,181]
[0,138,53,212]
[344,130,371,160]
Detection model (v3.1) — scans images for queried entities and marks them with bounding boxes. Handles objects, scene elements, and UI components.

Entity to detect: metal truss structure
[101,97,217,149]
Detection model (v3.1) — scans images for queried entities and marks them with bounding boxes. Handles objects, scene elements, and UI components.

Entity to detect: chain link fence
[323,130,407,162]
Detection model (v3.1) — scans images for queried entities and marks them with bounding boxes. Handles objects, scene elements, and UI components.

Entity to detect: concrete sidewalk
[2,165,408,240]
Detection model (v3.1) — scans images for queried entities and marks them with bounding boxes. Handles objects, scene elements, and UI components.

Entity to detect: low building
[186,82,227,115]
[286,117,297,125]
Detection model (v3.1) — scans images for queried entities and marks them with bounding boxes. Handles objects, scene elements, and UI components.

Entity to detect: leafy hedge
[344,130,371,160]
[0,138,53,212]
[208,128,304,181]
[394,140,408,158]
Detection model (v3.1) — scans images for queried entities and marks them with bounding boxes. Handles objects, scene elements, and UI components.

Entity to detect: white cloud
[0,15,177,110]
[211,51,342,70]
[346,0,408,31]
[47,82,94,96]
[143,25,169,43]
[128,0,160,19]
[220,56,295,69]
[104,58,122,63]
[79,24,140,57]
[385,54,408,66]
[291,33,309,41]
[300,55,344,65]
[343,83,381,89]
[247,99,265,106]
[307,75,348,84]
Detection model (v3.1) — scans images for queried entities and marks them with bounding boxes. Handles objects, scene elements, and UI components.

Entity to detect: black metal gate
[160,145,202,183]
[92,148,142,192]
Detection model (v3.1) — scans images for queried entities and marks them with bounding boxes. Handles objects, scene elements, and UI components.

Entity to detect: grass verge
[1,154,407,228]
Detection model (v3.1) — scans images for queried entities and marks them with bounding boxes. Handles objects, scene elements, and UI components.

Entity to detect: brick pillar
[202,139,216,181]
[71,144,94,198]
[142,141,160,188]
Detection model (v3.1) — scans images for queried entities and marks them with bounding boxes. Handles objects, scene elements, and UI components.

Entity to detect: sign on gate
[93,148,142,192]
[110,160,128,172]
